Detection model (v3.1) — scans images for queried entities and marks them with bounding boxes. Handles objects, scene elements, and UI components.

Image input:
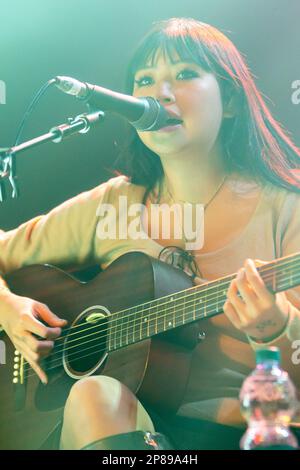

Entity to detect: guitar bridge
[13,349,27,411]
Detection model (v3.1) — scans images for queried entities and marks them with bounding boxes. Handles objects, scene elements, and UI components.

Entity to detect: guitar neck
[107,252,300,351]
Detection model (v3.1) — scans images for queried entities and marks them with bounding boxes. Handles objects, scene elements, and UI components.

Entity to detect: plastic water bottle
[239,347,299,450]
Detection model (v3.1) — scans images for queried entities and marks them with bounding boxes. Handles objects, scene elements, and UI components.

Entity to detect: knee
[66,375,122,411]
[60,375,155,449]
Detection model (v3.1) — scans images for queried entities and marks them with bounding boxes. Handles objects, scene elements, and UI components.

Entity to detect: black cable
[14,78,57,147]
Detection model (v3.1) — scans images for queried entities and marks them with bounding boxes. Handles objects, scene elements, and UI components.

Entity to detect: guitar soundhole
[63,306,109,377]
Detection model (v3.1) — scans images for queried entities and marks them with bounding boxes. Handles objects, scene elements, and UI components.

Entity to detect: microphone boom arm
[0,110,105,201]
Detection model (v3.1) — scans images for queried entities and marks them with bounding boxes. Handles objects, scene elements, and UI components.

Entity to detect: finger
[244,259,274,302]
[21,313,62,340]
[34,302,67,328]
[253,259,268,267]
[236,268,258,312]
[26,357,48,385]
[14,341,48,384]
[223,300,241,329]
[19,331,54,356]
[227,278,246,317]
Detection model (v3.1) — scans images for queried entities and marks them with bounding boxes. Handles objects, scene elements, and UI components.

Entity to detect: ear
[223,92,239,118]
[222,84,240,119]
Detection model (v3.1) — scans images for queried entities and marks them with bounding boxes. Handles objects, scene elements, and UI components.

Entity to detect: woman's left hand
[223,258,290,341]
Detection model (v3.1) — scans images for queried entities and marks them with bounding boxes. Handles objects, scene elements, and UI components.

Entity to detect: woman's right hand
[0,292,67,384]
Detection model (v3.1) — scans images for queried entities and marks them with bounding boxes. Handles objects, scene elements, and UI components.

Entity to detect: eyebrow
[135,59,198,72]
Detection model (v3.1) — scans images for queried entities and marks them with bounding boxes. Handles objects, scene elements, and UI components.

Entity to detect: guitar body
[0,252,199,449]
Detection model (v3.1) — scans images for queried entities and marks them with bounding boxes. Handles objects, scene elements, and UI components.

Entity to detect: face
[132,49,225,159]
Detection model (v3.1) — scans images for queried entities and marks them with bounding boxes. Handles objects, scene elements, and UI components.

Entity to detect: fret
[139,306,143,341]
[163,295,175,331]
[108,313,117,352]
[192,291,198,322]
[221,282,230,308]
[203,286,207,318]
[261,254,300,293]
[182,292,186,325]
[108,316,112,351]
[194,294,204,319]
[185,291,194,323]
[115,312,122,350]
[109,314,116,350]
[173,294,176,328]
[148,302,157,337]
[211,282,225,316]
[147,304,150,338]
[124,308,129,346]
[129,308,135,344]
[118,314,124,348]
[215,281,220,314]
[114,313,120,349]
[141,313,148,340]
[163,297,168,331]
[157,300,165,333]
[121,313,127,349]
[133,306,139,344]
[155,302,160,335]
[138,304,144,343]
[123,308,134,345]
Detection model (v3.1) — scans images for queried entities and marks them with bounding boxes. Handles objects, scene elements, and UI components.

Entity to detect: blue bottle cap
[255,347,281,364]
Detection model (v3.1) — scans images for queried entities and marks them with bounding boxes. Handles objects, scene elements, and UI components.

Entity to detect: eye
[133,68,200,88]
[134,75,153,88]
[176,68,199,80]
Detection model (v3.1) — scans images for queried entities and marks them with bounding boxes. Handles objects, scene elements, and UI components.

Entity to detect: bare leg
[60,375,155,450]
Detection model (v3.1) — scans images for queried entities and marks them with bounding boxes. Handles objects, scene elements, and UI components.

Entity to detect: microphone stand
[0,109,105,201]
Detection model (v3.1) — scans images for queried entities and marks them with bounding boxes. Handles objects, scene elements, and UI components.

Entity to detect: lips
[164,109,183,126]
[166,117,183,125]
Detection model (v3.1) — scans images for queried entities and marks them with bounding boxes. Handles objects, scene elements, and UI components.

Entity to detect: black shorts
[39,404,300,451]
[40,407,245,450]
[145,407,245,450]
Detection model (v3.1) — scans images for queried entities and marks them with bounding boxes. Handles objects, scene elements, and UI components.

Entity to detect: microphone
[54,76,182,131]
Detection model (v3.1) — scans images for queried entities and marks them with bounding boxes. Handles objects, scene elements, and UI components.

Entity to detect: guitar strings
[32,257,300,358]
[24,268,300,380]
[51,263,298,359]
[53,253,300,343]
[48,255,300,351]
[23,265,300,378]
[24,269,300,381]
[22,259,300,372]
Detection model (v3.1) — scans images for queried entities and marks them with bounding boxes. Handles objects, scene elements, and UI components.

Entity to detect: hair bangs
[125,28,214,94]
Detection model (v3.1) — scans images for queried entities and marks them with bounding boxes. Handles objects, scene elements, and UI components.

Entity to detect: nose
[156,81,175,105]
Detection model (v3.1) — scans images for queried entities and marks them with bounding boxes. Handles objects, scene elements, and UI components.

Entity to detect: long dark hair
[115,17,300,194]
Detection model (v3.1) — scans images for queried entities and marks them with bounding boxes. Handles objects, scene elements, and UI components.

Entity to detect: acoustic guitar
[0,251,299,449]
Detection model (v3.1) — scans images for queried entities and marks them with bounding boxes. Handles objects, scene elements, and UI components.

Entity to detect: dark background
[0,0,299,230]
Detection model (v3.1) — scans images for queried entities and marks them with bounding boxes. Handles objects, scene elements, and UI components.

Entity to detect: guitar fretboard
[108,252,300,352]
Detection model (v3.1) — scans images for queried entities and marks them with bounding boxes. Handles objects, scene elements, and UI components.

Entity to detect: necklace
[165,174,227,210]
[162,174,227,251]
